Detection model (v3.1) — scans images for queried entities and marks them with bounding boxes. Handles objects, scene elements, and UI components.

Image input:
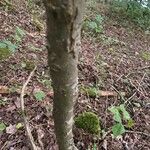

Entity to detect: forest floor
[0,1,150,150]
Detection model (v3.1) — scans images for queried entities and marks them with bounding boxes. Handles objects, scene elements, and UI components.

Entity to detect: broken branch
[20,66,37,150]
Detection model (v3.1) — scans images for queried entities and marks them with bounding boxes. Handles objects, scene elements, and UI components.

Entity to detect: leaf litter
[0,1,150,150]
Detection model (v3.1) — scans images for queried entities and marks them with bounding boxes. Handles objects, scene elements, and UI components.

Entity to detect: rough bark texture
[44,0,84,150]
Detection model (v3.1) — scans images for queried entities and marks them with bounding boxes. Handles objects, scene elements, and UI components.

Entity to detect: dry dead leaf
[99,91,117,96]
[6,124,17,134]
[0,86,9,94]
[36,128,44,150]
[6,105,16,111]
[49,90,125,97]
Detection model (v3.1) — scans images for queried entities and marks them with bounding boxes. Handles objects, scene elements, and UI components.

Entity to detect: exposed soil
[0,1,149,150]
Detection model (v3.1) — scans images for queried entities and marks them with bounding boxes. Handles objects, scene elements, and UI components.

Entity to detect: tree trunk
[44,0,84,150]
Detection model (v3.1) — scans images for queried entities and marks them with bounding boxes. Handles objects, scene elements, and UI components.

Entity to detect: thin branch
[125,66,150,78]
[101,129,150,140]
[125,73,146,105]
[138,66,150,70]
[20,66,38,150]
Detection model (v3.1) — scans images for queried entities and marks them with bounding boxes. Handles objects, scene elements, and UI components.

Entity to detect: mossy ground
[75,112,101,135]
[0,48,11,61]
[0,0,150,149]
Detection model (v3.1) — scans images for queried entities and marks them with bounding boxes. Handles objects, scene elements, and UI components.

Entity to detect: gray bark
[44,0,85,150]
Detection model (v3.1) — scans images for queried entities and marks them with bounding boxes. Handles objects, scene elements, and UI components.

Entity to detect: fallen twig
[125,66,150,78]
[101,129,150,140]
[129,79,146,98]
[138,66,150,70]
[20,66,38,150]
[125,92,137,104]
[126,130,150,138]
[111,85,126,101]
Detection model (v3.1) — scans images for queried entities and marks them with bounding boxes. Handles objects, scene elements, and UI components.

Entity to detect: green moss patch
[0,48,11,61]
[141,51,150,61]
[80,86,98,97]
[75,112,101,135]
[22,60,35,71]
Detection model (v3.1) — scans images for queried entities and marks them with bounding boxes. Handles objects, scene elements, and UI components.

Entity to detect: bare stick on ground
[20,66,37,150]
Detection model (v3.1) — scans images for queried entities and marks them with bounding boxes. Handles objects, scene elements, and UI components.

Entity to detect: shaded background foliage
[97,0,150,30]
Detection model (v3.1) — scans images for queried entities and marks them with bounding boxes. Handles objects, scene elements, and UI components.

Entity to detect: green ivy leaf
[0,122,6,132]
[95,14,103,24]
[80,86,98,97]
[119,104,130,121]
[34,90,46,101]
[88,21,98,30]
[112,123,125,137]
[16,123,23,129]
[2,40,17,52]
[108,106,122,123]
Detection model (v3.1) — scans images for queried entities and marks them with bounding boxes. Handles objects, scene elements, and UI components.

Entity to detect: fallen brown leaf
[0,86,9,94]
[6,124,17,134]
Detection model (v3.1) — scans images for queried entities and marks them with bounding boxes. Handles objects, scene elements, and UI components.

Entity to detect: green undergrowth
[21,60,35,71]
[109,0,150,30]
[75,112,101,135]
[0,40,17,61]
[0,26,25,61]
[141,51,150,61]
[27,0,45,31]
[0,47,12,61]
[80,85,98,97]
[108,104,134,137]
[83,0,105,36]
[83,14,104,35]
[0,0,15,11]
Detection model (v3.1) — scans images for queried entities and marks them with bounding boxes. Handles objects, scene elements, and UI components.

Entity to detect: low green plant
[0,26,26,61]
[108,104,134,137]
[21,60,35,71]
[109,0,150,30]
[83,14,104,34]
[34,90,46,101]
[75,112,101,135]
[32,15,44,31]
[16,123,24,129]
[39,79,52,89]
[0,122,6,132]
[0,98,8,106]
[0,0,14,11]
[88,143,97,150]
[27,0,34,10]
[0,40,17,60]
[141,51,150,61]
[92,143,97,150]
[13,26,26,44]
[80,86,98,97]
[28,44,43,51]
